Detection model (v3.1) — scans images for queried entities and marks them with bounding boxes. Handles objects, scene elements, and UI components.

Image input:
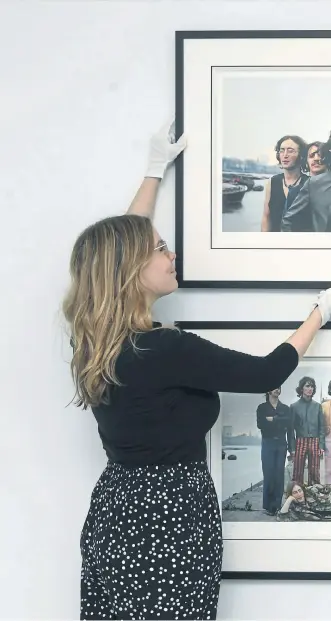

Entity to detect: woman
[278,480,331,521]
[256,387,291,516]
[62,120,331,621]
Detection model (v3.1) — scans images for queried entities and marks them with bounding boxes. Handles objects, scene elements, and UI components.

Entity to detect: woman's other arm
[153,294,331,394]
[127,121,186,219]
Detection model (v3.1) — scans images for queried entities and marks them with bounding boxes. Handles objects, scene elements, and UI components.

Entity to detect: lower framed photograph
[178,321,331,580]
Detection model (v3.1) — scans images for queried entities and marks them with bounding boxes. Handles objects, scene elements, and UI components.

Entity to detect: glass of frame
[175,30,331,289]
[178,320,331,579]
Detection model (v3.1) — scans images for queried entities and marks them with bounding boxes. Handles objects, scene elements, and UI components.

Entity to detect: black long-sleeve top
[92,325,299,466]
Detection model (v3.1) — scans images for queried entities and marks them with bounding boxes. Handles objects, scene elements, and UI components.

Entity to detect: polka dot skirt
[80,460,223,620]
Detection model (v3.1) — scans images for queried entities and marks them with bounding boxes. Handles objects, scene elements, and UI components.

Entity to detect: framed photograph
[175,30,331,289]
[178,321,331,579]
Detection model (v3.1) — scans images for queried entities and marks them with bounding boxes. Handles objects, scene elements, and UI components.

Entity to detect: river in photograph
[222,178,269,233]
[222,445,262,501]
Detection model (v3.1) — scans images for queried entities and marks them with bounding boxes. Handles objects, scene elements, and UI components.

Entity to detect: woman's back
[92,325,220,466]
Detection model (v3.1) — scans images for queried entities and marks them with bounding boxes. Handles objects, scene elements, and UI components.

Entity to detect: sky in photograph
[221,70,331,164]
[221,362,331,436]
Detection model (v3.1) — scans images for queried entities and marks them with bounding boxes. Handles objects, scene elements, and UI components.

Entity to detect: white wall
[1,1,330,619]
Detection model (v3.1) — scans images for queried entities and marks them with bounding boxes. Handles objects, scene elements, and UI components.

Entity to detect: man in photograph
[290,376,325,486]
[260,135,308,232]
[281,134,331,232]
[322,380,331,484]
[305,141,328,178]
[256,387,291,516]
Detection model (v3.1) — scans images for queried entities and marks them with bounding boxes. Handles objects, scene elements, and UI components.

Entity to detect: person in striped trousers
[322,381,331,484]
[290,376,325,486]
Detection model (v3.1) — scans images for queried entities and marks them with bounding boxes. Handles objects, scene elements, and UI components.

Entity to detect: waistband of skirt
[105,459,209,473]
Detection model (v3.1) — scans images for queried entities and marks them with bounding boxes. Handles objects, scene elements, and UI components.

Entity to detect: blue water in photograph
[222,177,269,233]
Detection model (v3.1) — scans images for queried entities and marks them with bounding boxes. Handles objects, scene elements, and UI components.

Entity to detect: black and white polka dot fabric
[80,460,223,620]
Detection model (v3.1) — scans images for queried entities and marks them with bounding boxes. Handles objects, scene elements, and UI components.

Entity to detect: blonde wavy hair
[62,214,155,409]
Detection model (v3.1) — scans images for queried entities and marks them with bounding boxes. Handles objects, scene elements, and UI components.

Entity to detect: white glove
[145,120,187,179]
[313,288,331,326]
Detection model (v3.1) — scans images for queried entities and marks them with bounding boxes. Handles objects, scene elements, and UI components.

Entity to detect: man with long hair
[322,380,331,484]
[290,376,325,485]
[261,134,308,232]
[304,141,328,177]
[281,132,331,232]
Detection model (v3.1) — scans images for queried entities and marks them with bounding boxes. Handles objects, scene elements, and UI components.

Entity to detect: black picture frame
[175,30,331,290]
[176,320,331,580]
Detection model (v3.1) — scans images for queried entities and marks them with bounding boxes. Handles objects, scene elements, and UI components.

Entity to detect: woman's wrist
[144,175,162,183]
[127,177,161,218]
[308,306,322,329]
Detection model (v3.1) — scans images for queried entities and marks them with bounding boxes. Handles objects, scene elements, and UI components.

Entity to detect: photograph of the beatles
[221,73,331,233]
[221,364,331,522]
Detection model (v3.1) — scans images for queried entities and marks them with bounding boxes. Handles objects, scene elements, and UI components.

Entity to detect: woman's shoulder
[117,325,184,381]
[121,324,222,362]
[140,324,183,349]
[121,324,182,355]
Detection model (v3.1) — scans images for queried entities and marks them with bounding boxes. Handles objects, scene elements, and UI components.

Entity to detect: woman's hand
[127,120,187,218]
[145,120,187,179]
[313,288,331,327]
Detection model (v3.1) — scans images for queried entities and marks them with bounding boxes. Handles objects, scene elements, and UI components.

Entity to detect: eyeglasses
[154,239,169,253]
[279,148,298,155]
[308,149,321,159]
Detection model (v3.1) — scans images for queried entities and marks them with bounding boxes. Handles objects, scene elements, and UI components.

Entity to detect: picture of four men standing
[256,377,331,515]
